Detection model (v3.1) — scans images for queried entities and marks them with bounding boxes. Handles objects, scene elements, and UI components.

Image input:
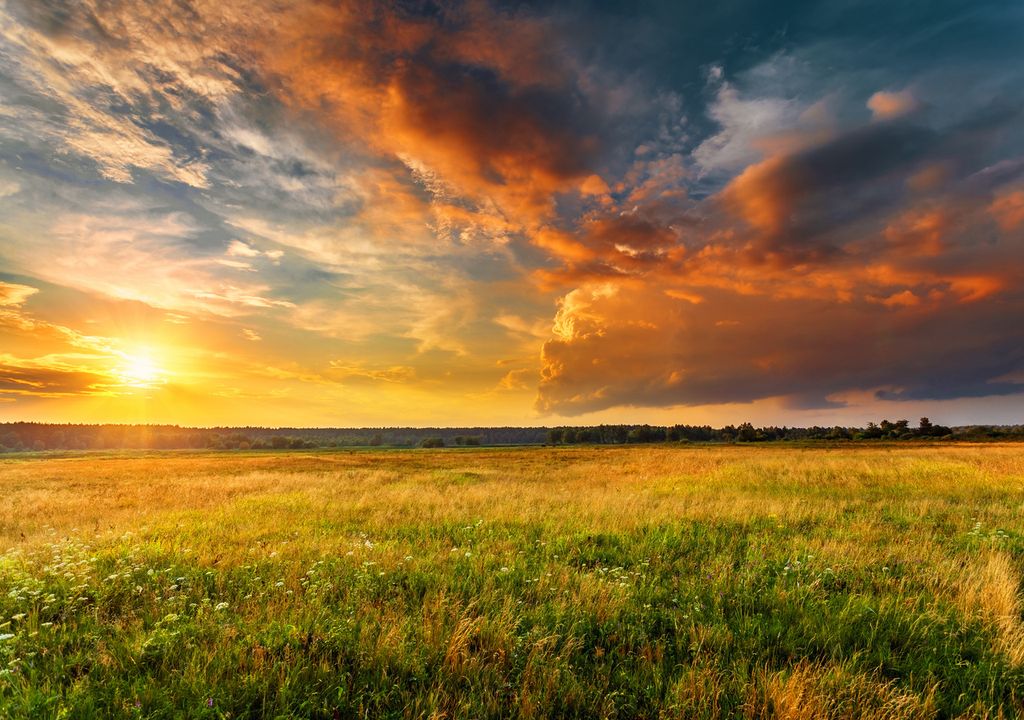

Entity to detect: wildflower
[0,634,14,641]
[207,698,214,707]
[214,602,229,612]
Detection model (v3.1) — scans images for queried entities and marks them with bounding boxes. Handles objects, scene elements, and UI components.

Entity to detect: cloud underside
[538,284,1024,415]
[0,362,112,398]
[0,0,1022,418]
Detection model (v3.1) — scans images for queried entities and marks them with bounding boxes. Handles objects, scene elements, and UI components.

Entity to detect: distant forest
[1,418,1022,452]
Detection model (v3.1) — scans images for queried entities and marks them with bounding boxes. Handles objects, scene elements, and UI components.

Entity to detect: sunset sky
[1,0,1022,427]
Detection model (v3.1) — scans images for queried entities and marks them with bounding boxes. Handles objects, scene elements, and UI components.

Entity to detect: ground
[1,444,1023,718]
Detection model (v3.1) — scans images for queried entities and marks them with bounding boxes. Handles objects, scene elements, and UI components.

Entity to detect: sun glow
[116,350,165,388]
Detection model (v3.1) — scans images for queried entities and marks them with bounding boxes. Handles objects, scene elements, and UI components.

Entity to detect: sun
[116,350,165,388]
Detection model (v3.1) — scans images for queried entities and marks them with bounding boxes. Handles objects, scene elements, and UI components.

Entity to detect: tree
[917,417,951,438]
[736,423,757,442]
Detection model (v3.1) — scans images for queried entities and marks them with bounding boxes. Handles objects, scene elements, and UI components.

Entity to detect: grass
[1,444,1023,718]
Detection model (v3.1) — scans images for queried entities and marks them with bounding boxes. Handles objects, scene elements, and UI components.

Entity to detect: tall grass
[1,445,1023,717]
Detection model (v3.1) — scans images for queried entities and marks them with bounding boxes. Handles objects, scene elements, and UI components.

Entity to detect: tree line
[545,418,961,445]
[0,418,1021,452]
[0,424,540,452]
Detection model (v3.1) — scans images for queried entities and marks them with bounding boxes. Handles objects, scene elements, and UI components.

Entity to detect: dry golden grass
[743,661,937,719]
[4,444,1024,551]
[957,551,1024,666]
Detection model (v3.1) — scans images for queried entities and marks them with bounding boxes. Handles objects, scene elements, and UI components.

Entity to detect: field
[2,445,1024,718]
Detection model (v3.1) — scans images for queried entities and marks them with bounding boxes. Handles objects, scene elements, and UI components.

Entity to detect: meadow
[1,444,1023,718]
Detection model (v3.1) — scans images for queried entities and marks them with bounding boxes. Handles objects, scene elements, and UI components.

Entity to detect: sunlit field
[2,444,1024,718]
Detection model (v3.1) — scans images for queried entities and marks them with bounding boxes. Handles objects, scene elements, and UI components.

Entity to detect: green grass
[1,445,1023,718]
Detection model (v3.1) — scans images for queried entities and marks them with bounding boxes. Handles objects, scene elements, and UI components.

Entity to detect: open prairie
[2,444,1024,718]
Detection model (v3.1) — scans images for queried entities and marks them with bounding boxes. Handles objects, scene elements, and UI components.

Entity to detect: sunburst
[115,350,165,388]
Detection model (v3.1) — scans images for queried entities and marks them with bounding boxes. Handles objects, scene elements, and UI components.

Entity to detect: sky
[0,0,1022,428]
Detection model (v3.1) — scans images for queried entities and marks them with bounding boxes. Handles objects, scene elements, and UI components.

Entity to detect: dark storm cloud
[537,281,1024,415]
[534,13,1024,416]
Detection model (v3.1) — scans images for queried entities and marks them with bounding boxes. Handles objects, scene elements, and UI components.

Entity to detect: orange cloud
[580,174,611,196]
[533,227,597,263]
[876,290,921,308]
[883,208,948,256]
[867,89,919,119]
[255,1,601,233]
[990,188,1024,231]
[719,155,792,236]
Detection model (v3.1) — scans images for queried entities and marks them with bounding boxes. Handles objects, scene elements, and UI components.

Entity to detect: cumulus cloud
[537,275,1024,414]
[535,69,1024,415]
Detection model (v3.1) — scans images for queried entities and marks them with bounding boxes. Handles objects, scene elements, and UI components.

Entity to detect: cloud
[497,367,534,391]
[0,358,112,398]
[250,0,618,234]
[535,65,1024,415]
[720,119,937,254]
[2,202,298,318]
[226,241,261,258]
[0,1,228,187]
[327,362,416,385]
[868,89,920,119]
[693,83,802,174]
[536,275,1024,415]
[0,281,38,306]
[990,187,1024,230]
